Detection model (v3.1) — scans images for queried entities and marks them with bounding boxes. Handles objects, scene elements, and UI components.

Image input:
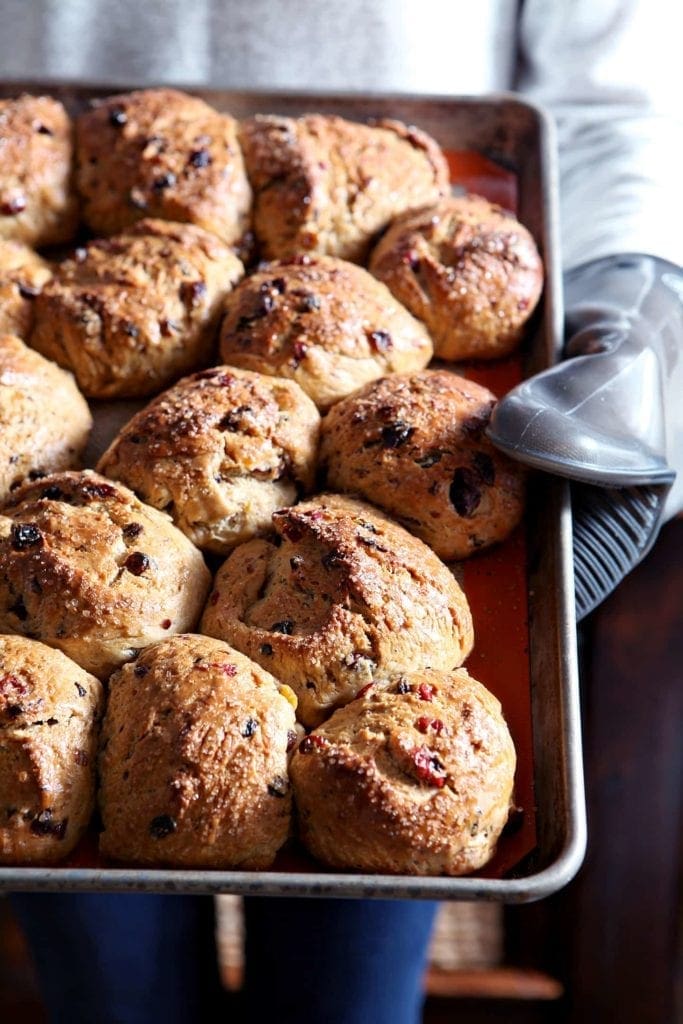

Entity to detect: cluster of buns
[0,86,542,875]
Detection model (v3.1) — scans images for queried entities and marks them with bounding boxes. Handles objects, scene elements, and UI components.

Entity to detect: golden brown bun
[0,334,92,504]
[218,255,432,409]
[319,370,525,560]
[76,88,252,248]
[240,113,449,263]
[291,668,515,875]
[0,95,78,246]
[99,634,297,868]
[0,241,52,338]
[201,494,473,727]
[369,194,544,360]
[97,366,320,554]
[30,219,244,399]
[0,636,103,863]
[0,470,211,679]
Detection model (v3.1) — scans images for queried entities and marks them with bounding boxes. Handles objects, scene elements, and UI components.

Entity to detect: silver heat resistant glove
[487,254,683,619]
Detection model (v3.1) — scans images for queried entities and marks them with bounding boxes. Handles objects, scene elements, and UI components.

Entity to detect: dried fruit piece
[449,468,482,517]
[286,729,298,752]
[380,421,415,449]
[415,716,445,735]
[412,745,447,788]
[149,814,177,839]
[368,329,393,353]
[299,734,329,755]
[30,810,68,839]
[271,620,294,635]
[123,552,150,576]
[267,776,288,798]
[189,149,211,168]
[10,524,43,551]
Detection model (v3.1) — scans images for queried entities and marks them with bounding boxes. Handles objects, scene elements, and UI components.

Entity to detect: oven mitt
[487,254,683,618]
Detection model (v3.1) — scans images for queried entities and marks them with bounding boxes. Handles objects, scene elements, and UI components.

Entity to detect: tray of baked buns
[0,83,585,900]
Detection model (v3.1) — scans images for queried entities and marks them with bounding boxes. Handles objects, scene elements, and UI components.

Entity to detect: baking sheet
[0,84,586,900]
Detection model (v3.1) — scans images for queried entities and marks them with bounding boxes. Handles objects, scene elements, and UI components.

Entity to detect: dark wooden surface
[507,515,683,1024]
[2,519,681,1022]
[567,513,682,1024]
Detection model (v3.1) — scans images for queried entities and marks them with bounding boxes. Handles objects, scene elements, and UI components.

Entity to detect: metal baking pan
[0,84,586,901]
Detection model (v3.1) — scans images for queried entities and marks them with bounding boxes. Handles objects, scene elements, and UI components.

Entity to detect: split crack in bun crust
[319,369,525,560]
[0,470,211,679]
[201,494,474,727]
[30,218,244,399]
[240,112,449,263]
[219,255,433,410]
[369,194,543,361]
[96,365,320,554]
[290,668,516,875]
[99,634,296,868]
[75,88,252,248]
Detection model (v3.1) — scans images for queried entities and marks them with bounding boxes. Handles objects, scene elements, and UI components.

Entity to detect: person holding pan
[1,1,680,1022]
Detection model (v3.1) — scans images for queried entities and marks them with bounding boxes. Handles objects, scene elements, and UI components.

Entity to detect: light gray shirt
[1,0,681,269]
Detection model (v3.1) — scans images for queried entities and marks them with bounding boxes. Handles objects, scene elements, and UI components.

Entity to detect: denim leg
[242,897,438,1024]
[9,892,222,1024]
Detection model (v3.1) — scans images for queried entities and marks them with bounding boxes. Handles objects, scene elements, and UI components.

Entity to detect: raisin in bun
[99,634,297,868]
[240,113,448,263]
[320,370,525,560]
[369,194,543,360]
[0,333,92,504]
[76,88,252,249]
[97,366,320,554]
[291,668,515,875]
[0,241,52,338]
[201,494,473,727]
[219,255,432,410]
[0,471,210,679]
[0,636,103,863]
[30,219,243,399]
[0,95,78,247]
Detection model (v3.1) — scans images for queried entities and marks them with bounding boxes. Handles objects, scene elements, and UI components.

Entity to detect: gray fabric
[517,0,683,270]
[0,0,681,269]
[0,0,516,93]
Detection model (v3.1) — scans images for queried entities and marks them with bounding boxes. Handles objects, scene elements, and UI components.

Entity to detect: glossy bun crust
[97,365,320,554]
[0,95,78,246]
[0,334,92,504]
[76,88,252,248]
[291,668,515,875]
[219,255,432,409]
[240,113,449,263]
[0,471,211,679]
[201,494,473,727]
[0,636,103,863]
[30,219,243,398]
[320,370,525,560]
[0,241,52,338]
[369,194,543,360]
[99,634,297,867]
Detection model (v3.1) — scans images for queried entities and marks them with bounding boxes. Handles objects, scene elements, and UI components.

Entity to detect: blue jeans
[10,893,438,1024]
